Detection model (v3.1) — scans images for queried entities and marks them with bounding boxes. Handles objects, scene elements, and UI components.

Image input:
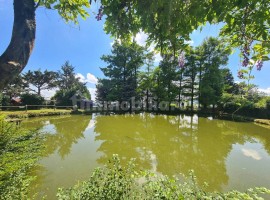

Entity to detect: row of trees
[0,62,90,107]
[96,37,269,113]
[1,0,269,90]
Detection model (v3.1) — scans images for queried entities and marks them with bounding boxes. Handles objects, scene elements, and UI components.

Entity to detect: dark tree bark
[0,0,36,90]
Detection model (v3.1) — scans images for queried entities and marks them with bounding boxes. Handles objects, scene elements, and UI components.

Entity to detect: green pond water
[22,113,270,199]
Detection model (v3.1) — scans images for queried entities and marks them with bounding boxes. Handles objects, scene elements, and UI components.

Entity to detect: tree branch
[34,0,41,10]
[0,0,36,91]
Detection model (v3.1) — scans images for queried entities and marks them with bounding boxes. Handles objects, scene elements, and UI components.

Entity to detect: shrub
[53,89,77,106]
[0,115,45,199]
[266,99,270,110]
[21,93,45,107]
[57,155,270,200]
[0,94,2,107]
[255,96,270,109]
[0,95,11,107]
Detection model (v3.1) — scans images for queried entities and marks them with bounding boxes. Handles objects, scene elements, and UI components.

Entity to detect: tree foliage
[198,37,231,108]
[97,41,146,102]
[34,0,91,23]
[1,0,270,90]
[53,61,91,106]
[21,93,45,106]
[0,115,45,199]
[96,37,242,112]
[24,69,58,96]
[102,0,270,62]
[2,75,28,100]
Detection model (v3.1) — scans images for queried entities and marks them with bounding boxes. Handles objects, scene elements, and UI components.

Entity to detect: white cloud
[134,32,194,62]
[135,32,148,46]
[86,73,98,84]
[76,73,98,84]
[76,73,85,82]
[110,31,164,63]
[41,88,57,100]
[28,84,56,100]
[88,87,96,101]
[185,40,194,45]
[258,88,270,96]
[134,31,163,63]
[76,73,98,100]
[154,53,162,63]
[242,148,262,160]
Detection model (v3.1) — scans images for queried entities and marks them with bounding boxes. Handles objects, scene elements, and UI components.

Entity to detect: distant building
[10,97,22,106]
[70,91,93,110]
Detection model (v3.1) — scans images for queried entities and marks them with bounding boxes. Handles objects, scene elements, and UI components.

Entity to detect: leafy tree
[137,52,155,109]
[200,69,223,109]
[53,90,74,106]
[198,37,230,109]
[0,75,28,106]
[57,61,90,99]
[154,55,179,110]
[99,41,146,103]
[218,68,240,112]
[53,61,91,106]
[57,62,79,90]
[151,67,164,105]
[221,68,237,94]
[2,0,270,90]
[2,74,28,100]
[24,69,58,96]
[96,79,113,102]
[104,1,270,61]
[21,93,45,107]
[182,49,198,111]
[0,0,91,90]
[53,88,88,106]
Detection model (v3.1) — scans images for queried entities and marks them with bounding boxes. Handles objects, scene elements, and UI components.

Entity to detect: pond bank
[254,119,270,128]
[0,109,72,119]
[2,109,270,127]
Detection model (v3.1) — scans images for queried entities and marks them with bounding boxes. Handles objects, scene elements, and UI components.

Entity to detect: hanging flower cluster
[178,52,185,68]
[237,71,244,79]
[96,6,104,21]
[255,60,263,71]
[237,39,264,79]
[241,40,252,67]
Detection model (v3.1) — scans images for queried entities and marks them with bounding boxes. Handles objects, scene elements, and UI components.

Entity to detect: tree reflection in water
[22,113,270,199]
[93,113,270,191]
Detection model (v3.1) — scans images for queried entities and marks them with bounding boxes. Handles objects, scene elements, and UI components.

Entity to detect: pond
[22,113,270,199]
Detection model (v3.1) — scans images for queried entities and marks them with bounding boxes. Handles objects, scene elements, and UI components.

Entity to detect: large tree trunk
[0,0,36,91]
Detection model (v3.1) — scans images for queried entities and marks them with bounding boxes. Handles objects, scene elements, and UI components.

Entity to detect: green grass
[0,109,72,119]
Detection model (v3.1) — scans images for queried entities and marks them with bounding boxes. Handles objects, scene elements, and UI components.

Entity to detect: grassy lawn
[0,109,73,119]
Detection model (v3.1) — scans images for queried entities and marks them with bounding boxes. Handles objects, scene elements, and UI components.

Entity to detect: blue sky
[0,0,269,99]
